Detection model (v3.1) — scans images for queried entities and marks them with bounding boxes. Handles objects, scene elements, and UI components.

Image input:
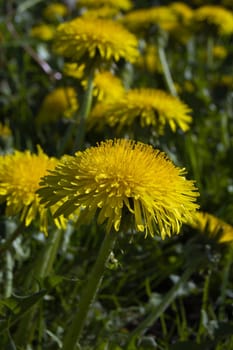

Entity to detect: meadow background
[0,0,233,349]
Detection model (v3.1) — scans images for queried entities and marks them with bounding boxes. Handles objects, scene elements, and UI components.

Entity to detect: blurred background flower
[89,88,192,135]
[193,5,233,36]
[0,147,65,233]
[188,211,233,243]
[43,2,69,22]
[30,23,55,41]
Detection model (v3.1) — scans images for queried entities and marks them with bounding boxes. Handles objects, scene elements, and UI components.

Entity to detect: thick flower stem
[126,258,202,348]
[62,230,117,350]
[158,36,178,97]
[15,229,63,346]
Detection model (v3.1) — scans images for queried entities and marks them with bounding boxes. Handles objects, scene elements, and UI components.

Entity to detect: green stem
[206,36,214,69]
[186,36,196,67]
[15,229,63,346]
[196,270,211,343]
[62,230,117,350]
[184,133,201,190]
[158,40,177,97]
[126,259,202,348]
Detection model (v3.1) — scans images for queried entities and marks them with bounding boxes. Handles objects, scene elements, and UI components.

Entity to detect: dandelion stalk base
[62,230,117,350]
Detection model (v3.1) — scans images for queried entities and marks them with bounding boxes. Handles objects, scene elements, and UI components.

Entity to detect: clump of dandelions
[38,139,199,239]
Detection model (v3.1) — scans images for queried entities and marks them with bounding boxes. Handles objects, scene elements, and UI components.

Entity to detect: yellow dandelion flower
[213,45,228,59]
[0,147,66,234]
[80,70,125,101]
[30,24,55,41]
[89,88,192,134]
[183,80,195,93]
[37,87,78,125]
[166,2,193,42]
[169,2,193,23]
[80,70,124,101]
[63,63,86,80]
[219,75,233,87]
[53,17,139,64]
[43,3,68,21]
[121,6,177,34]
[77,0,133,11]
[38,139,199,239]
[188,211,233,243]
[193,6,233,36]
[92,71,125,101]
[0,123,12,138]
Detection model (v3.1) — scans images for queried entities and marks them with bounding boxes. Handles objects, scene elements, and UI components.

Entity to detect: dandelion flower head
[63,63,86,80]
[91,71,125,101]
[30,24,55,41]
[38,139,199,239]
[0,123,12,138]
[169,2,193,23]
[218,75,233,88]
[136,44,162,74]
[166,2,193,42]
[188,211,233,243]
[213,45,228,59]
[43,3,68,21]
[0,147,65,234]
[193,6,233,36]
[53,17,139,64]
[69,69,125,101]
[89,88,192,134]
[121,6,177,34]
